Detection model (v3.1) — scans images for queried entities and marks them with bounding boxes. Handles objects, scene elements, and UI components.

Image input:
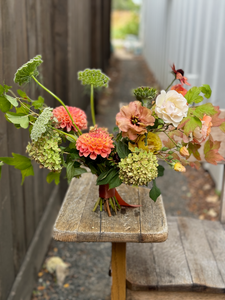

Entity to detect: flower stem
[164,131,177,146]
[165,78,176,92]
[32,75,82,136]
[90,84,96,126]
[50,126,77,142]
[114,196,121,210]
[93,197,101,212]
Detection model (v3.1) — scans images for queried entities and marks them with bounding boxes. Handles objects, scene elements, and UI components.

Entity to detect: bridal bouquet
[0,56,225,216]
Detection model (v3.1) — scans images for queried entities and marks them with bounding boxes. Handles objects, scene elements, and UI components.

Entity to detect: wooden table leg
[111,242,126,300]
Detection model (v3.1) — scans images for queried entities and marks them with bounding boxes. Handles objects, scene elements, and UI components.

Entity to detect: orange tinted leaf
[219,122,225,133]
[188,142,201,160]
[211,106,225,127]
[163,138,174,149]
[190,161,201,170]
[172,153,181,160]
[177,116,190,129]
[37,286,45,291]
[205,150,224,165]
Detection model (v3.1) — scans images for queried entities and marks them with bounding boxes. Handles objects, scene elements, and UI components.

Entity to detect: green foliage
[185,84,212,105]
[149,179,161,202]
[14,55,43,86]
[112,12,139,39]
[31,107,53,141]
[46,172,61,185]
[0,84,12,95]
[0,95,11,112]
[0,153,34,184]
[96,168,122,189]
[116,141,130,159]
[17,89,31,101]
[179,116,202,136]
[78,69,110,88]
[188,142,201,160]
[32,96,44,110]
[112,0,140,11]
[66,162,87,183]
[157,165,165,177]
[193,103,217,119]
[6,113,29,129]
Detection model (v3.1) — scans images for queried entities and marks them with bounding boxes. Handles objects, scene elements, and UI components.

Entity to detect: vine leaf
[14,55,43,86]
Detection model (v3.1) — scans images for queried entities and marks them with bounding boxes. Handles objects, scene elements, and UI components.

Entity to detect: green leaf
[5,94,18,107]
[193,103,217,119]
[108,174,122,189]
[185,87,203,104]
[219,122,225,133]
[21,165,34,185]
[96,169,111,182]
[32,96,44,109]
[0,161,3,179]
[0,153,33,184]
[201,84,212,99]
[0,84,12,95]
[14,55,43,86]
[96,168,118,185]
[3,84,12,93]
[188,142,201,160]
[6,113,29,129]
[0,95,11,112]
[66,162,87,183]
[184,116,202,136]
[113,126,119,132]
[16,104,30,115]
[116,141,130,159]
[46,172,60,185]
[157,165,165,177]
[149,180,161,202]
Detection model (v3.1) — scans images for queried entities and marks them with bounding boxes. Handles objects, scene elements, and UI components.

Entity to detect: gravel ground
[31,50,220,300]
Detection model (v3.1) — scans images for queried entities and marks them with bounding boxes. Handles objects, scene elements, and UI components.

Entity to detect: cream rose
[155,90,188,127]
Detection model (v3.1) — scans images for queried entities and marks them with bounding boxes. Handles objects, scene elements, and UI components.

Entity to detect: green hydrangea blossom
[14,55,43,86]
[78,69,110,88]
[26,131,62,171]
[118,150,158,186]
[31,107,53,141]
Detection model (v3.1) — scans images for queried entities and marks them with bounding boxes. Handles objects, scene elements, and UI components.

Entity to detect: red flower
[171,84,188,96]
[171,64,191,86]
[53,106,87,132]
[76,127,114,160]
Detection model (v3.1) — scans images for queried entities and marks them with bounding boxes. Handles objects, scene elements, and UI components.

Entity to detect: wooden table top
[53,173,168,243]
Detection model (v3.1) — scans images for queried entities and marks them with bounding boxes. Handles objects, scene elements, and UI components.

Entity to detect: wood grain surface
[127,216,225,293]
[52,173,168,243]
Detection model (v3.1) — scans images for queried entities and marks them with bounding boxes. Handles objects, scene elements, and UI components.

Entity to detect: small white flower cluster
[31,107,53,141]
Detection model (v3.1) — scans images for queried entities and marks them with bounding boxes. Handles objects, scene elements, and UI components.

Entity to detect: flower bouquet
[1,56,225,217]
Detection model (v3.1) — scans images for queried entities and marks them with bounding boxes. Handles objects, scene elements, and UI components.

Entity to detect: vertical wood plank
[111,242,126,300]
[220,164,225,223]
[0,2,15,298]
[2,0,27,274]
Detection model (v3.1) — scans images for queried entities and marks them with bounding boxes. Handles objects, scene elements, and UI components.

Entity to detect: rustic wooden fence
[0,1,111,299]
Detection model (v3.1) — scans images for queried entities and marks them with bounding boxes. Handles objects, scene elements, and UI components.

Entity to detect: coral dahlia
[76,127,114,160]
[53,106,87,132]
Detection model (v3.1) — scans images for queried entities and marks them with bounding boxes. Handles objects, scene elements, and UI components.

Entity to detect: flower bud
[174,162,186,172]
[179,146,189,157]
[161,147,169,151]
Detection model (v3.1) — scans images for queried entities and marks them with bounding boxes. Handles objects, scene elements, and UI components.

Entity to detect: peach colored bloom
[179,146,189,157]
[174,162,186,172]
[193,115,213,144]
[116,101,155,140]
[171,84,188,96]
[76,127,114,160]
[53,106,87,132]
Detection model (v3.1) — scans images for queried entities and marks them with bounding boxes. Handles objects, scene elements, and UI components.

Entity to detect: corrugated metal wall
[141,0,225,108]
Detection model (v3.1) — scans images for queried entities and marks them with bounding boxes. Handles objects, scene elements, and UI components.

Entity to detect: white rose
[155,90,188,127]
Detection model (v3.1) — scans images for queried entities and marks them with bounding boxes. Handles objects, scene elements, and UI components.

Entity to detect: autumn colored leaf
[219,122,225,133]
[163,138,175,149]
[204,135,224,165]
[37,286,45,291]
[170,130,183,139]
[188,142,201,160]
[172,153,181,161]
[211,106,225,127]
[177,116,190,129]
[190,161,201,170]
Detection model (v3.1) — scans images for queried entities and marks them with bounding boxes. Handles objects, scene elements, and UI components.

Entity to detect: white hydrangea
[31,107,53,141]
[155,90,188,127]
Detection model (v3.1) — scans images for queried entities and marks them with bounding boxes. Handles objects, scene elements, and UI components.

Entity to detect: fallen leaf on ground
[37,286,45,291]
[206,195,219,203]
[199,215,205,220]
[207,208,217,217]
[63,283,70,288]
[38,272,43,277]
[53,248,58,252]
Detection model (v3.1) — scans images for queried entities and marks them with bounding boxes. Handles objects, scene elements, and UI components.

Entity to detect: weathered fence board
[0,1,111,299]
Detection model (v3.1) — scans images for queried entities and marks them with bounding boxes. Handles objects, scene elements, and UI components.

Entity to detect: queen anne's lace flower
[155,90,188,127]
[31,107,53,141]
[118,150,158,186]
[27,131,62,171]
[76,127,114,160]
[53,106,87,132]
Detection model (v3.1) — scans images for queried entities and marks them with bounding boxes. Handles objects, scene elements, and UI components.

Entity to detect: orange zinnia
[76,127,114,160]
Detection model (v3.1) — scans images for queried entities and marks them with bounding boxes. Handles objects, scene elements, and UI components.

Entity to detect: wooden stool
[53,172,168,300]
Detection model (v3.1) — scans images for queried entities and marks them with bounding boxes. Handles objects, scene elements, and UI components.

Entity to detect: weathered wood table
[53,172,168,300]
